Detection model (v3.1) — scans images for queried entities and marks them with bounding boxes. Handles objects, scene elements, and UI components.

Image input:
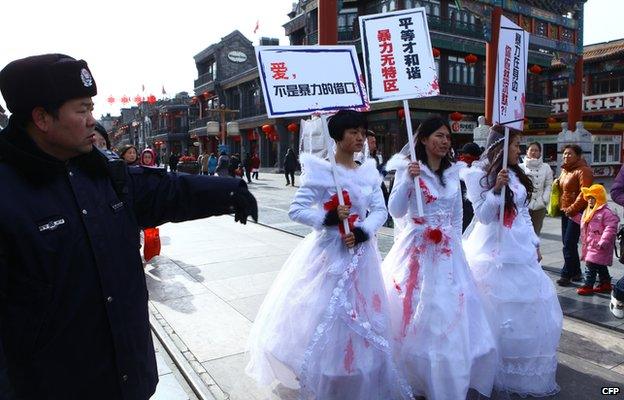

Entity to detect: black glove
[352,227,369,244]
[233,186,258,224]
[323,209,340,226]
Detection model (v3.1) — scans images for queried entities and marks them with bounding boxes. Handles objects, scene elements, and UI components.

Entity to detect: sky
[0,0,622,118]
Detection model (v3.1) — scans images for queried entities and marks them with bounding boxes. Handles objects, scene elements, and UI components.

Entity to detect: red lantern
[398,108,405,119]
[147,94,157,104]
[134,95,143,105]
[261,124,272,134]
[233,135,241,142]
[464,54,478,64]
[529,64,542,75]
[247,130,257,141]
[287,123,298,133]
[107,95,115,105]
[432,48,441,58]
[450,112,463,122]
[120,95,130,105]
[547,116,557,124]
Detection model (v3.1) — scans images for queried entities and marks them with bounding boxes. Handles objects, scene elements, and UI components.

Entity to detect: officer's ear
[31,106,54,132]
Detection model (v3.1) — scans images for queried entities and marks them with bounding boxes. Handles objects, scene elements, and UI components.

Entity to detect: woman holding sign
[382,117,498,400]
[462,126,562,397]
[246,111,412,400]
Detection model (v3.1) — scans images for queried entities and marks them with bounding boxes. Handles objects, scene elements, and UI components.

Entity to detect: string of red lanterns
[450,112,463,122]
[432,48,441,58]
[464,54,478,65]
[529,64,543,75]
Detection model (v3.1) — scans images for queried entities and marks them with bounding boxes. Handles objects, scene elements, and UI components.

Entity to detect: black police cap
[0,53,97,114]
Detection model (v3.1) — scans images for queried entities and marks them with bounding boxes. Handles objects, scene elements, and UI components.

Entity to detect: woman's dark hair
[480,125,533,214]
[527,141,541,152]
[327,110,367,141]
[94,122,111,150]
[563,144,582,156]
[414,116,453,186]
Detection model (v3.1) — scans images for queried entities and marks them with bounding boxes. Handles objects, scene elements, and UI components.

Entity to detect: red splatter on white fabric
[372,293,382,313]
[503,207,517,228]
[419,178,437,204]
[344,336,355,373]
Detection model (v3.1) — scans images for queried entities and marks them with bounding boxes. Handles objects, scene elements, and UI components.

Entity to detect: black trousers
[285,170,295,185]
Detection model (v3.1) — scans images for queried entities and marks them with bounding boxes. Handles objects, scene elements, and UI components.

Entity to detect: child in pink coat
[576,184,620,295]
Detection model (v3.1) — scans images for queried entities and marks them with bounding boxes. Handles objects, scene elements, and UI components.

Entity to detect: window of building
[534,20,548,37]
[448,3,476,25]
[548,24,558,40]
[593,142,621,164]
[381,0,397,12]
[447,55,475,85]
[552,79,568,99]
[560,28,574,43]
[404,0,439,15]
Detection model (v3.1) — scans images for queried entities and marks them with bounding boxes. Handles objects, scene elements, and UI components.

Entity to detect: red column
[318,0,338,45]
[567,56,583,128]
[485,7,502,125]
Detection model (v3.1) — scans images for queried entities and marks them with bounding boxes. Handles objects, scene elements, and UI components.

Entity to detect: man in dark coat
[0,54,258,400]
[168,152,179,172]
[283,148,298,186]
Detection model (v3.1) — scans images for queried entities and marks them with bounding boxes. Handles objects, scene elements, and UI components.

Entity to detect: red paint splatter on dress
[393,278,402,293]
[503,207,517,228]
[419,178,437,204]
[412,217,426,225]
[401,246,421,337]
[441,292,465,340]
[372,294,382,313]
[344,336,355,374]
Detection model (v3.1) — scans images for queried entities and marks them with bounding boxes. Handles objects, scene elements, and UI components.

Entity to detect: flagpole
[498,125,510,242]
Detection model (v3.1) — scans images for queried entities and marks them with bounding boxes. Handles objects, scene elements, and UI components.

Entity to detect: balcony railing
[189,116,216,131]
[552,91,624,114]
[240,103,266,119]
[526,92,551,105]
[307,31,318,45]
[338,27,358,42]
[194,72,214,89]
[440,82,484,98]
[428,15,483,40]
[151,126,189,136]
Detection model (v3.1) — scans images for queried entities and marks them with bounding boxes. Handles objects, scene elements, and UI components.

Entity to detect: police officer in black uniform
[0,54,257,400]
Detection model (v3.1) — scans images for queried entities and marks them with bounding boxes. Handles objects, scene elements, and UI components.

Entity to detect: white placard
[493,16,529,130]
[359,8,439,103]
[255,46,369,118]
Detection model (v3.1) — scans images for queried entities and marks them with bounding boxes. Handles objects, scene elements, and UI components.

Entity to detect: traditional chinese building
[283,0,585,162]
[191,31,298,168]
[521,38,624,180]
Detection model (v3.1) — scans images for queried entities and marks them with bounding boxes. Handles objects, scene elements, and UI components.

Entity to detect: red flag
[253,20,259,34]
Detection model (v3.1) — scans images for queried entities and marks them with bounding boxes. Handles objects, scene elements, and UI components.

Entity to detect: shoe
[556,277,571,286]
[571,274,583,282]
[610,294,624,318]
[285,183,290,186]
[594,281,613,294]
[576,286,594,296]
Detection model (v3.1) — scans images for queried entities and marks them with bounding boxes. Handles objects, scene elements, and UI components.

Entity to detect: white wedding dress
[246,153,412,400]
[461,162,562,397]
[382,155,498,400]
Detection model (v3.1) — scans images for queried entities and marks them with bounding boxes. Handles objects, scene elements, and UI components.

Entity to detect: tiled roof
[550,39,624,67]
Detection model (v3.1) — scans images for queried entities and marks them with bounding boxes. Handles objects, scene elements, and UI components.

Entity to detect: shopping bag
[547,180,560,217]
[143,227,161,262]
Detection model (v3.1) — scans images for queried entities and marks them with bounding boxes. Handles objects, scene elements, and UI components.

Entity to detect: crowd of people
[247,110,624,400]
[2,52,624,400]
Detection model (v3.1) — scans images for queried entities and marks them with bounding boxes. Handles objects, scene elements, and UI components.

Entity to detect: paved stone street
[147,172,624,400]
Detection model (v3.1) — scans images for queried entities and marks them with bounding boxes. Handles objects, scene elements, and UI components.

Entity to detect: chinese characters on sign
[273,82,358,97]
[493,16,529,130]
[377,29,398,92]
[399,17,421,80]
[256,46,368,118]
[360,8,439,102]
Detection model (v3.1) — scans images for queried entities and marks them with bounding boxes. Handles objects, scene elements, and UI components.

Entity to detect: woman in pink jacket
[576,184,619,295]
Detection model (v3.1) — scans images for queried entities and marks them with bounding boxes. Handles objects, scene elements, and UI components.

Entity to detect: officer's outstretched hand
[233,184,258,224]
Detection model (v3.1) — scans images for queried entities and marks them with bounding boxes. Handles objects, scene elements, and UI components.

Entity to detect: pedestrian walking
[609,167,624,318]
[555,144,593,286]
[242,152,252,183]
[230,153,242,177]
[0,53,258,400]
[198,150,209,175]
[216,151,230,177]
[457,142,482,232]
[383,117,498,400]
[462,125,562,397]
[575,184,619,296]
[251,152,260,180]
[246,110,411,400]
[168,152,179,172]
[207,153,217,175]
[520,142,553,235]
[283,147,297,186]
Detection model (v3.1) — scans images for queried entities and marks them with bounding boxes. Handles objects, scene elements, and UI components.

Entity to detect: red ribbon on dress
[323,190,358,235]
